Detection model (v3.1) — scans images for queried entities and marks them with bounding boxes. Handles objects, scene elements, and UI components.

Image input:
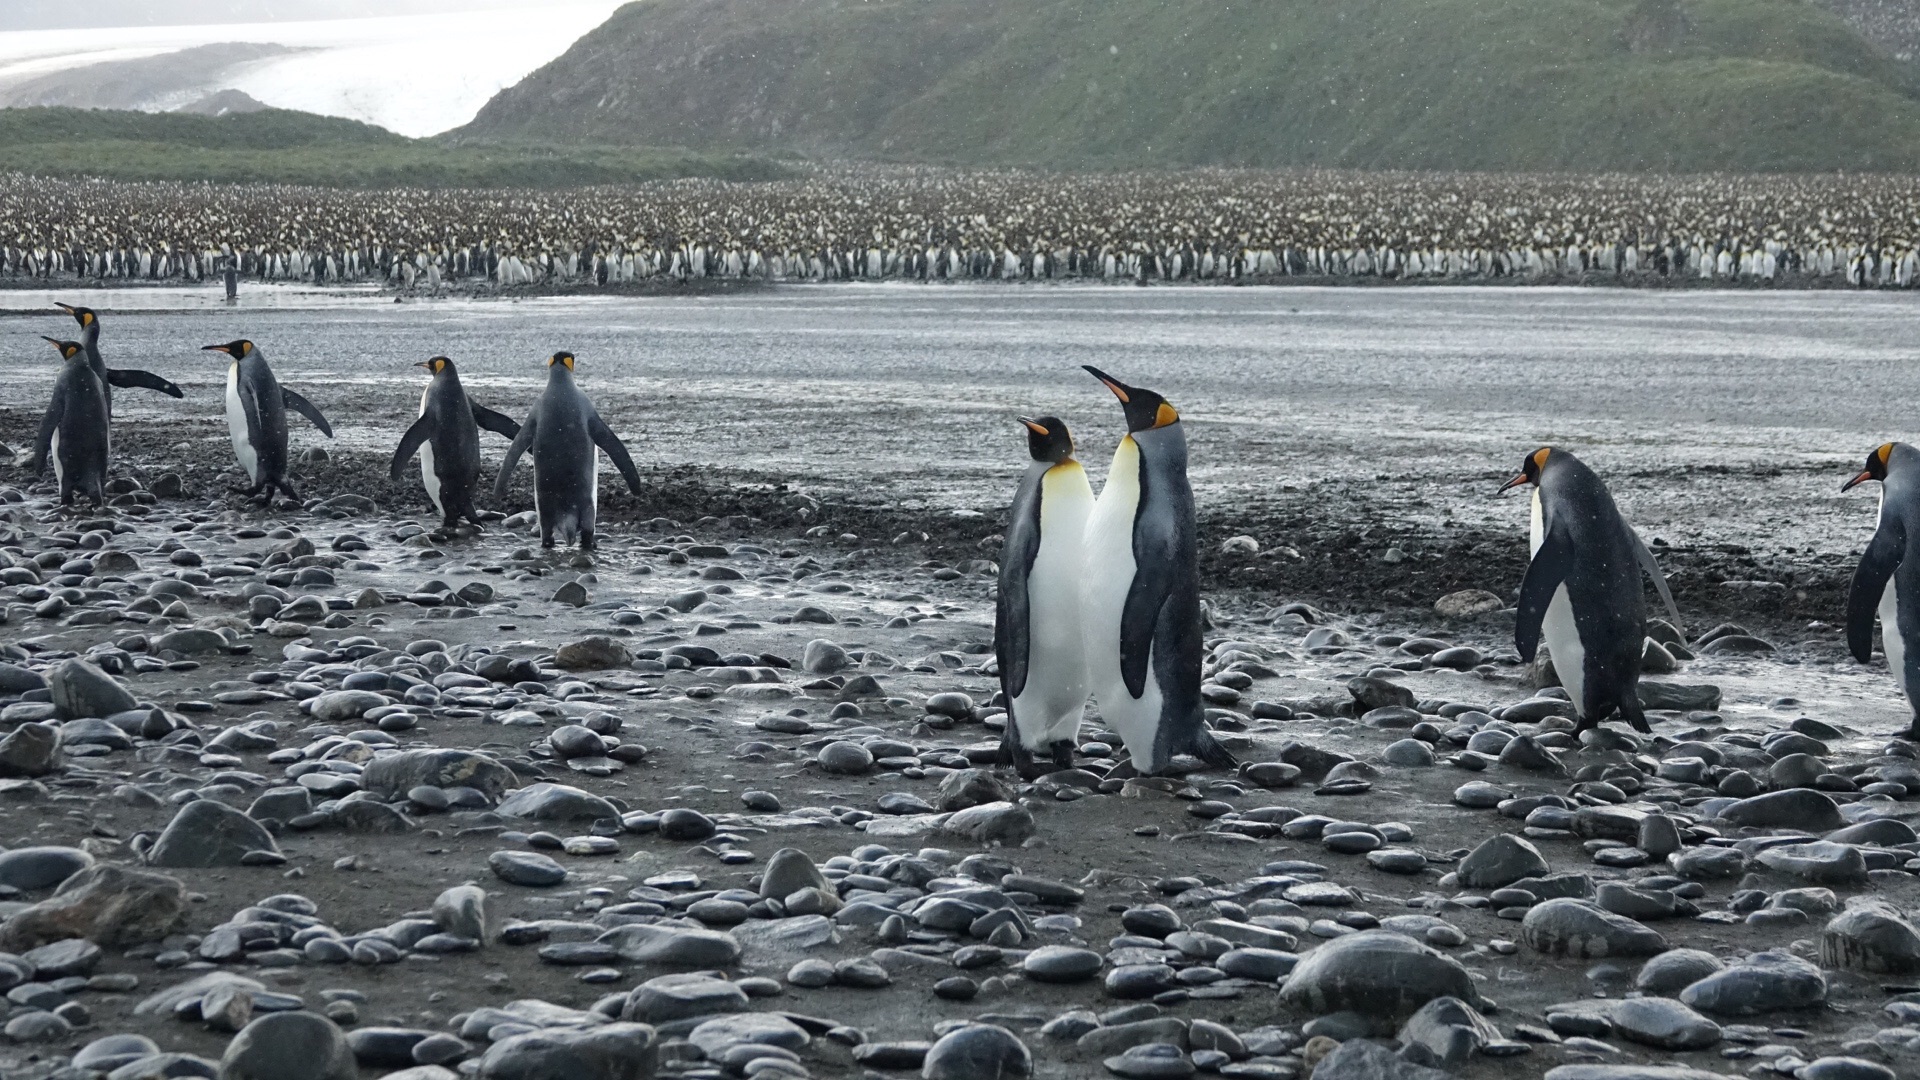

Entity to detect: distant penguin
[994,416,1095,778]
[32,337,109,509]
[390,356,522,529]
[1500,447,1681,733]
[55,302,182,412]
[1080,366,1235,776]
[1842,442,1920,738]
[493,351,643,549]
[202,339,333,503]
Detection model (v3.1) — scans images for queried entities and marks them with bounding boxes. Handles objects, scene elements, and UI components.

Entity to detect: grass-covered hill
[455,0,1920,172]
[0,106,786,187]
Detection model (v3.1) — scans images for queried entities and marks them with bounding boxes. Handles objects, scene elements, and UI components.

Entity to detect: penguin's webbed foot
[1048,740,1076,772]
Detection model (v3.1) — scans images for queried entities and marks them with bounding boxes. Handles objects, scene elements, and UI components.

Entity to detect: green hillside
[0,106,786,187]
[456,0,1920,171]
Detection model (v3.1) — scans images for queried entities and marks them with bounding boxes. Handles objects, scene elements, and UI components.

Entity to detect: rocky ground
[0,409,1910,1080]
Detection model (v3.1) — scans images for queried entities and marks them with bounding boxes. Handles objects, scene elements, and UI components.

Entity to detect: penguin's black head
[202,340,253,360]
[42,336,83,361]
[547,351,576,371]
[1842,442,1897,492]
[418,356,455,375]
[1018,416,1074,464]
[1084,365,1178,432]
[1498,446,1554,493]
[54,302,96,331]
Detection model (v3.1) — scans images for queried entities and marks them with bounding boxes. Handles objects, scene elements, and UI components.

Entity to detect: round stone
[1103,1043,1196,1079]
[1609,996,1722,1050]
[1021,945,1102,983]
[1520,899,1667,959]
[817,741,875,775]
[921,1024,1032,1080]
[1279,929,1479,1020]
[488,851,567,887]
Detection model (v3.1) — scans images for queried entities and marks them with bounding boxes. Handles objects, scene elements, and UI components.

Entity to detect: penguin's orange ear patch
[1531,447,1551,469]
[1154,402,1179,428]
[1879,443,1894,464]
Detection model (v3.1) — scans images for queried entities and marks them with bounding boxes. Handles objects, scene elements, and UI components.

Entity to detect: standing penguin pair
[1499,447,1681,733]
[32,337,110,508]
[994,366,1234,778]
[26,303,183,482]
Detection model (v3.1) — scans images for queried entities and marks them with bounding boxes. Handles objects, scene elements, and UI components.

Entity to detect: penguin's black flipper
[995,506,1042,700]
[390,415,434,481]
[470,404,521,440]
[588,414,644,496]
[1632,531,1683,634]
[1848,522,1905,664]
[494,413,536,501]
[1515,527,1575,663]
[280,388,332,437]
[29,401,59,477]
[1119,509,1180,698]
[106,368,183,398]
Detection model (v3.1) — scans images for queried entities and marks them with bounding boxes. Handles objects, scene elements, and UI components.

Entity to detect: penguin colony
[15,166,1920,289]
[23,302,1920,777]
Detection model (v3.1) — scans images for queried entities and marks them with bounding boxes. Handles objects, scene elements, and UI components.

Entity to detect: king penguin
[390,356,522,529]
[55,302,182,411]
[1841,442,1920,738]
[1080,366,1236,776]
[1500,447,1681,733]
[994,416,1095,778]
[202,339,333,504]
[493,351,644,550]
[32,338,109,509]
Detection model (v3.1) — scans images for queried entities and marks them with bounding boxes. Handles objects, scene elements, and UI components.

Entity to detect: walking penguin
[493,351,643,549]
[1500,447,1681,733]
[390,356,521,529]
[202,339,333,504]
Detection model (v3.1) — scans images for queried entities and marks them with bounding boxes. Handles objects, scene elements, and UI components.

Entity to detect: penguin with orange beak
[994,415,1094,778]
[1841,442,1920,738]
[391,356,521,529]
[1499,447,1680,734]
[1079,366,1234,776]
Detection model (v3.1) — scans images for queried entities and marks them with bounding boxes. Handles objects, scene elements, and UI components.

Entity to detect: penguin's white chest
[1081,436,1164,761]
[1532,490,1587,714]
[226,364,258,483]
[1011,462,1094,748]
[417,387,442,515]
[1882,578,1906,694]
[49,428,63,487]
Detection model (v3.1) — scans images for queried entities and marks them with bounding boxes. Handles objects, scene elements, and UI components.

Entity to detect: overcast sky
[1,1,560,32]
[0,2,625,134]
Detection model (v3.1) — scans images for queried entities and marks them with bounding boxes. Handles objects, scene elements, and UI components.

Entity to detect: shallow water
[2,282,1916,547]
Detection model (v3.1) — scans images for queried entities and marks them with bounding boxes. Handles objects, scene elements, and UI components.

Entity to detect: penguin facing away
[1080,365,1236,776]
[55,302,183,410]
[994,416,1095,779]
[33,337,109,509]
[201,339,333,504]
[1500,446,1681,733]
[1841,441,1920,738]
[493,351,643,550]
[390,356,522,528]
